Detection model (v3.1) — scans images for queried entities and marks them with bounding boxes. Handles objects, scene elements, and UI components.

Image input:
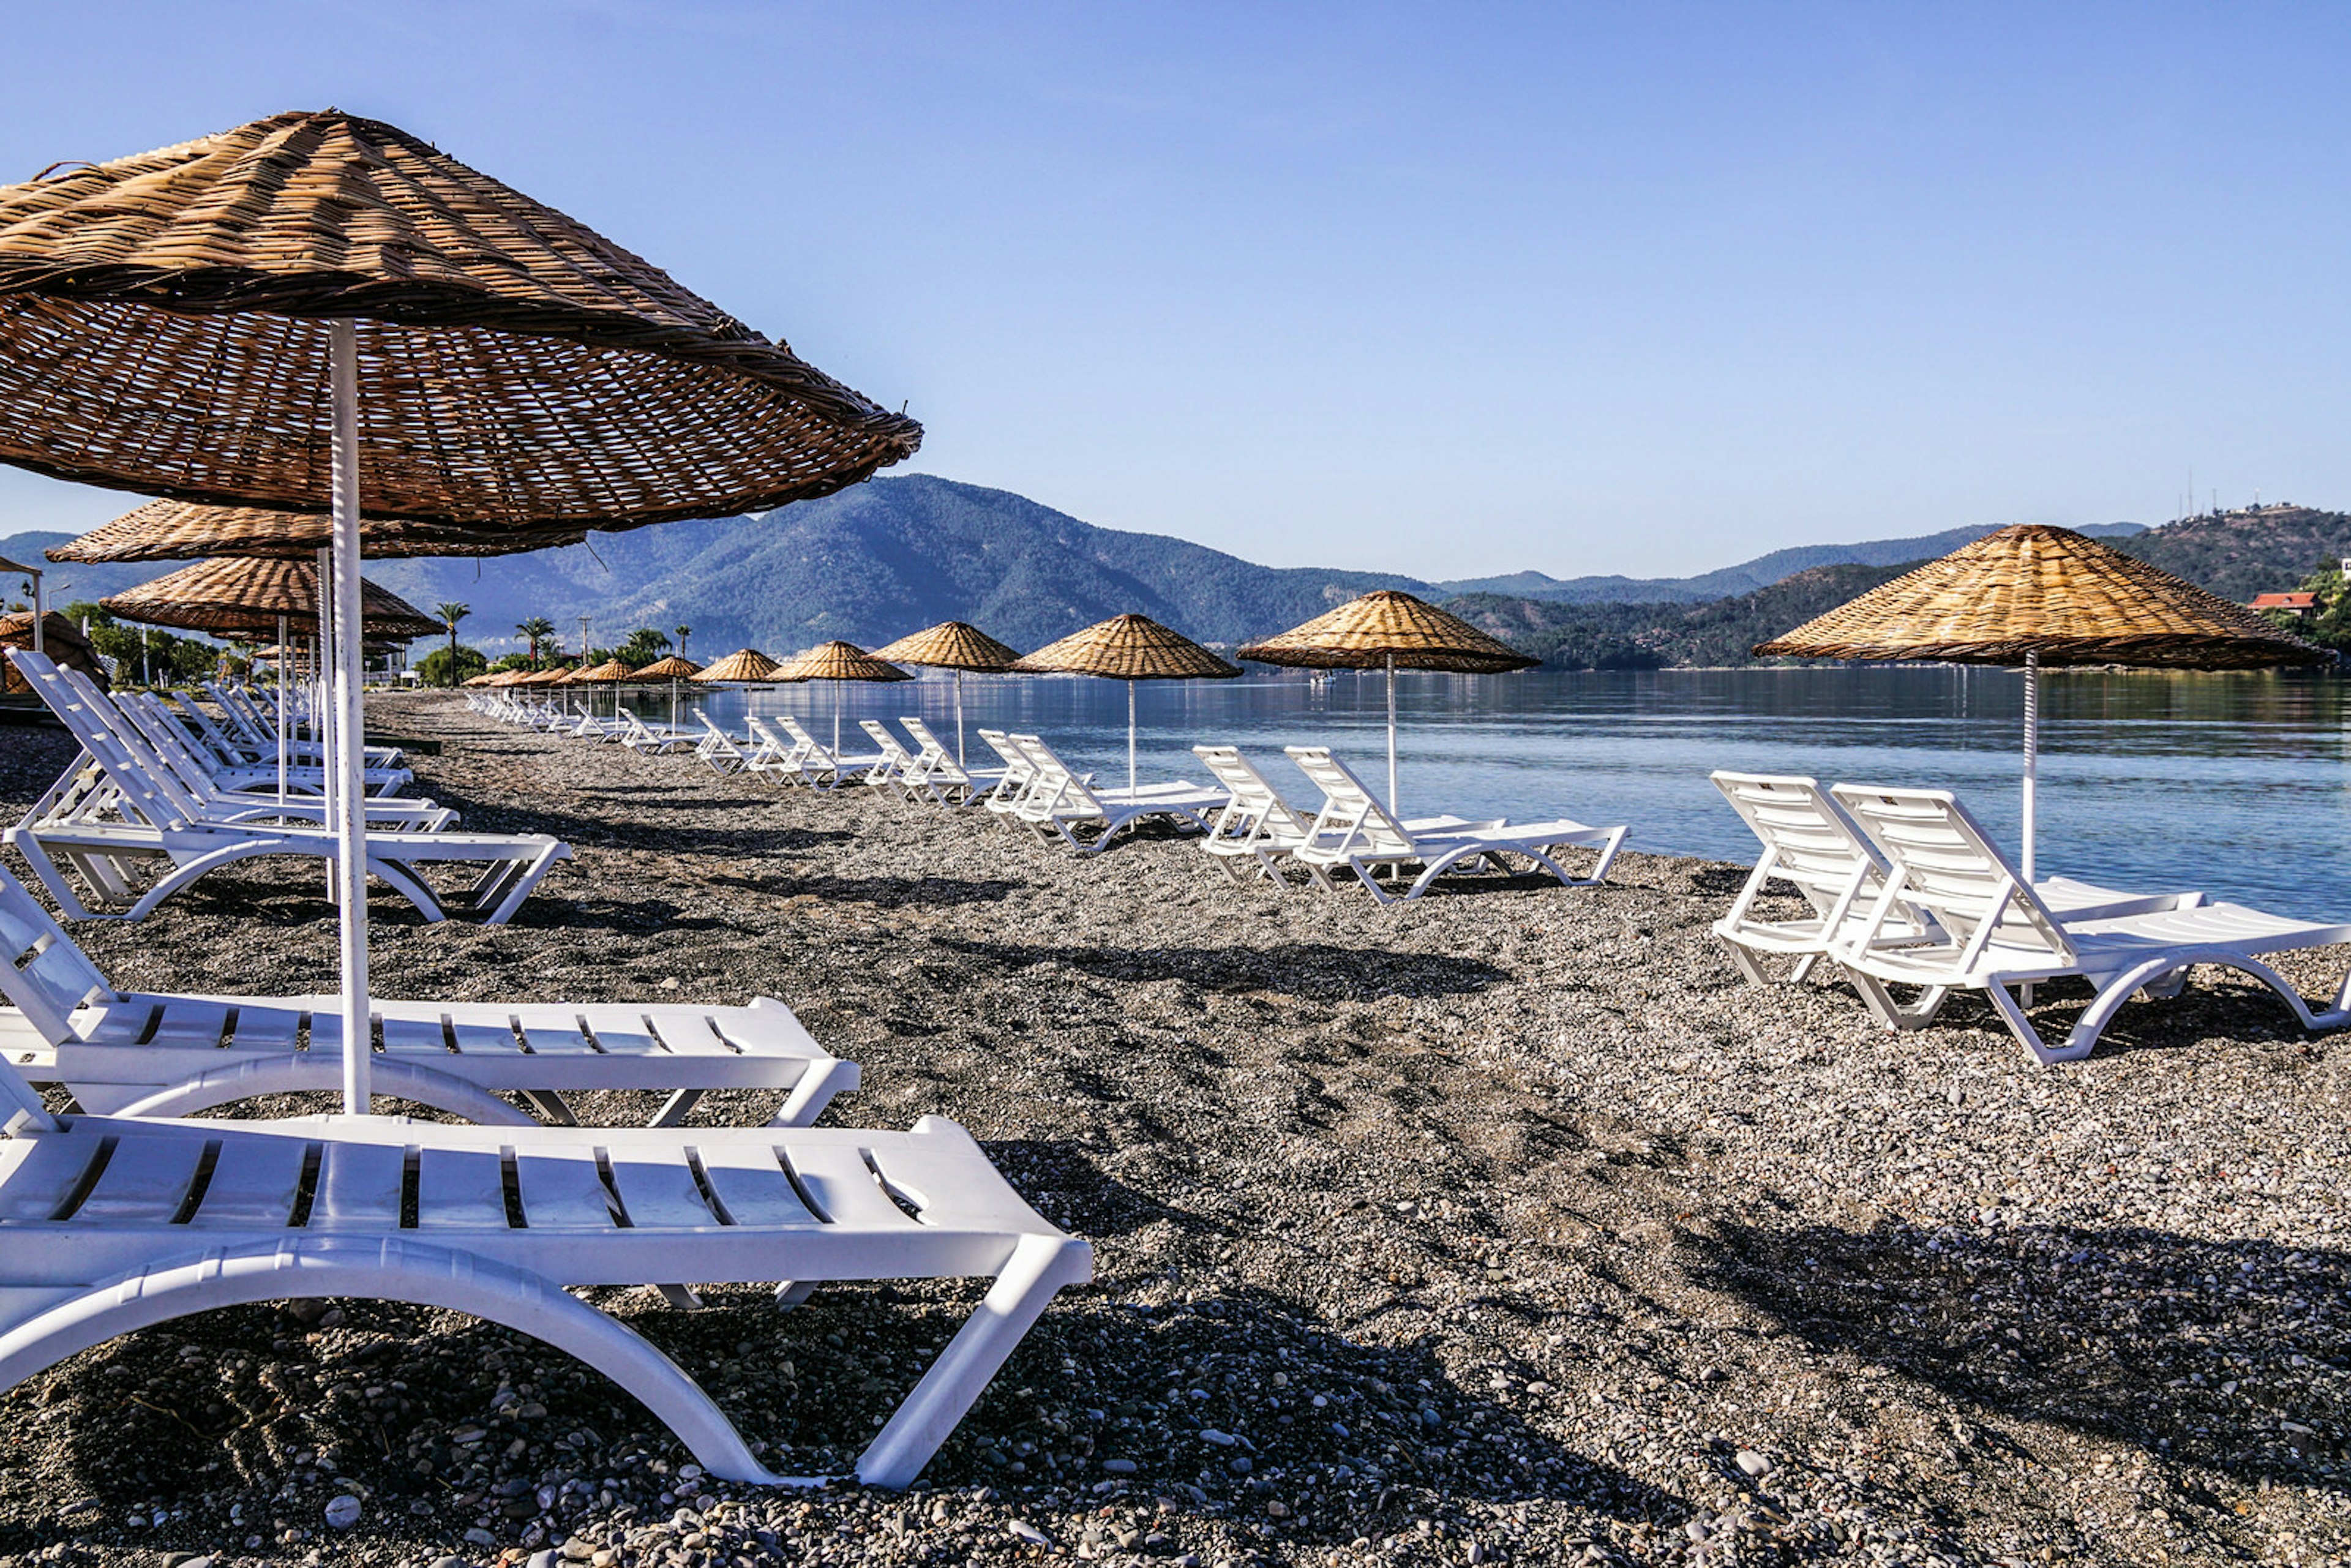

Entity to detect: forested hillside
[1445,563,1913,669]
[2111,506,2351,601]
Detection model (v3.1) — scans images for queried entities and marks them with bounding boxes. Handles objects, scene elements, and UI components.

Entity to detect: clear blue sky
[1,2,2345,579]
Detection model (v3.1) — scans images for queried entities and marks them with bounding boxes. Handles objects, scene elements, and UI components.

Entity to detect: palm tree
[674,623,692,661]
[434,602,471,686]
[517,615,557,670]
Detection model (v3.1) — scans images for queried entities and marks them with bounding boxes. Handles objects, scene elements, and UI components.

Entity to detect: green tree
[674,623,692,661]
[433,601,471,686]
[619,626,671,667]
[516,615,557,670]
[418,643,487,686]
[2263,558,2351,655]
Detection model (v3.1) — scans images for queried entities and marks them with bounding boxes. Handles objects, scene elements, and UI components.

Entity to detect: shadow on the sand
[1687,1218,2350,1490]
[705,871,1022,908]
[934,937,1511,1001]
[25,1283,1679,1547]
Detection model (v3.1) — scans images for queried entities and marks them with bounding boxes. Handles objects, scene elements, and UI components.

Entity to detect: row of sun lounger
[483,691,1634,904]
[0,669,1090,1487]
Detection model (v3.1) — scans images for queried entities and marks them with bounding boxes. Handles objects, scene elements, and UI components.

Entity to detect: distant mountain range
[0,476,2323,667]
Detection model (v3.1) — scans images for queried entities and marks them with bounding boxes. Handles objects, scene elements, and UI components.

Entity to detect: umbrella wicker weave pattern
[1237,590,1537,675]
[570,659,637,683]
[628,655,704,681]
[101,556,440,639]
[49,499,587,565]
[0,110,921,529]
[1754,525,2327,670]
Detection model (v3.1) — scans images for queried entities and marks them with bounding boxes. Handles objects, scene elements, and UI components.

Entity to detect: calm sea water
[681,667,2351,919]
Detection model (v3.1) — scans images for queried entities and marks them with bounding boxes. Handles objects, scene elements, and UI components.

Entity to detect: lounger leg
[520,1089,579,1126]
[647,1089,703,1128]
[767,1059,857,1128]
[854,1232,1094,1489]
[1720,938,1772,988]
[1848,973,1949,1032]
[7,835,97,921]
[773,1281,818,1310]
[1788,953,1823,985]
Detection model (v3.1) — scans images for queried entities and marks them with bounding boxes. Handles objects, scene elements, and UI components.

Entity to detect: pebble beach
[0,691,2342,1568]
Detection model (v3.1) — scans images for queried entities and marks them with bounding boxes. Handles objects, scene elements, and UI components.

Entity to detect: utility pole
[579,613,591,661]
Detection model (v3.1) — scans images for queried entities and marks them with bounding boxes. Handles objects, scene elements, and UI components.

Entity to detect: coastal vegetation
[1448,563,1913,669]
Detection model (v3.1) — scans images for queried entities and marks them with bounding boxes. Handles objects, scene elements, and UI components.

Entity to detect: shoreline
[0,691,2339,1566]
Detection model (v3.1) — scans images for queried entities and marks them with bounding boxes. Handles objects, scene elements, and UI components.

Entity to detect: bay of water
[686,667,2351,919]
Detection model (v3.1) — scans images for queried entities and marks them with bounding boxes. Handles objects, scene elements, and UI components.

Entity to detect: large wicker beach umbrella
[869,621,1021,767]
[1011,614,1240,791]
[773,640,911,754]
[1239,589,1537,815]
[101,556,440,640]
[51,498,588,565]
[1754,523,2326,880]
[0,110,920,1116]
[694,648,782,683]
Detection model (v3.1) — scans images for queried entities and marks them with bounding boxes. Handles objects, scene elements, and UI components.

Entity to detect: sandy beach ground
[0,691,2341,1568]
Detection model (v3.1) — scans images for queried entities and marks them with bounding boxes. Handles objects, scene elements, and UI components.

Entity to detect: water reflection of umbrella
[1012,615,1239,792]
[772,641,910,754]
[1755,524,2327,880]
[869,621,1019,768]
[1240,590,1536,816]
[0,110,920,1114]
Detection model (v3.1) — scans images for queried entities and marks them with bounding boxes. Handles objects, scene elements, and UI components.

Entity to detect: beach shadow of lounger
[21,1285,1674,1548]
[1687,1218,2350,1491]
[934,937,1511,1002]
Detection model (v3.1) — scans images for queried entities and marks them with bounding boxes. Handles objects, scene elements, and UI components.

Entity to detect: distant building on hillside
[2251,591,2318,618]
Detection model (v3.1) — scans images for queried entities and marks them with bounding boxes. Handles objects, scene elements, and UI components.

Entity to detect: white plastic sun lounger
[742,716,818,786]
[0,860,855,1127]
[206,680,403,770]
[7,659,569,925]
[1191,745,1485,885]
[1709,771,2199,990]
[1008,733,1228,854]
[901,716,1008,808]
[0,1046,1089,1488]
[105,686,451,829]
[694,710,750,773]
[858,720,922,797]
[1284,746,1626,904]
[774,715,885,790]
[618,707,697,755]
[1826,782,2351,1063]
[976,729,1044,822]
[154,689,413,797]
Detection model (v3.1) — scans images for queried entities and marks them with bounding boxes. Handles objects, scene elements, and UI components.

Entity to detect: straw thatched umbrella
[773,641,911,754]
[1239,589,1537,815]
[0,110,918,1114]
[50,498,588,565]
[869,621,1021,768]
[694,648,782,683]
[100,557,441,640]
[1011,614,1240,791]
[629,654,704,730]
[1754,523,2327,880]
[0,613,103,695]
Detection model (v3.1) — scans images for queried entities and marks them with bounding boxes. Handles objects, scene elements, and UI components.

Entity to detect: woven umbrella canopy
[0,109,920,1120]
[694,648,782,683]
[1011,613,1240,791]
[100,556,441,639]
[869,621,1022,767]
[51,499,588,564]
[773,640,911,755]
[1239,589,1537,814]
[1754,523,2328,880]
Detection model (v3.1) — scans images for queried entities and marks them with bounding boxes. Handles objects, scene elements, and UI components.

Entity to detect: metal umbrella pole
[327,322,372,1115]
[1385,651,1399,816]
[275,613,288,808]
[1127,679,1138,792]
[316,546,336,909]
[2020,650,2039,885]
[954,668,966,768]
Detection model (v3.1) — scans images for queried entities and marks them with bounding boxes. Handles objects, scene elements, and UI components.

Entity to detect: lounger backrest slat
[776,715,833,766]
[1709,771,1885,904]
[1829,784,2076,963]
[1192,746,1313,842]
[0,863,111,1045]
[10,653,192,830]
[1009,735,1098,814]
[1284,747,1414,853]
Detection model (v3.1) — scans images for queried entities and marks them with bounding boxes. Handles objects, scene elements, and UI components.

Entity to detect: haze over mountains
[0,476,2322,666]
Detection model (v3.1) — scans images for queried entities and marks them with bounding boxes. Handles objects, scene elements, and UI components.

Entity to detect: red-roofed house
[2251,591,2319,617]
